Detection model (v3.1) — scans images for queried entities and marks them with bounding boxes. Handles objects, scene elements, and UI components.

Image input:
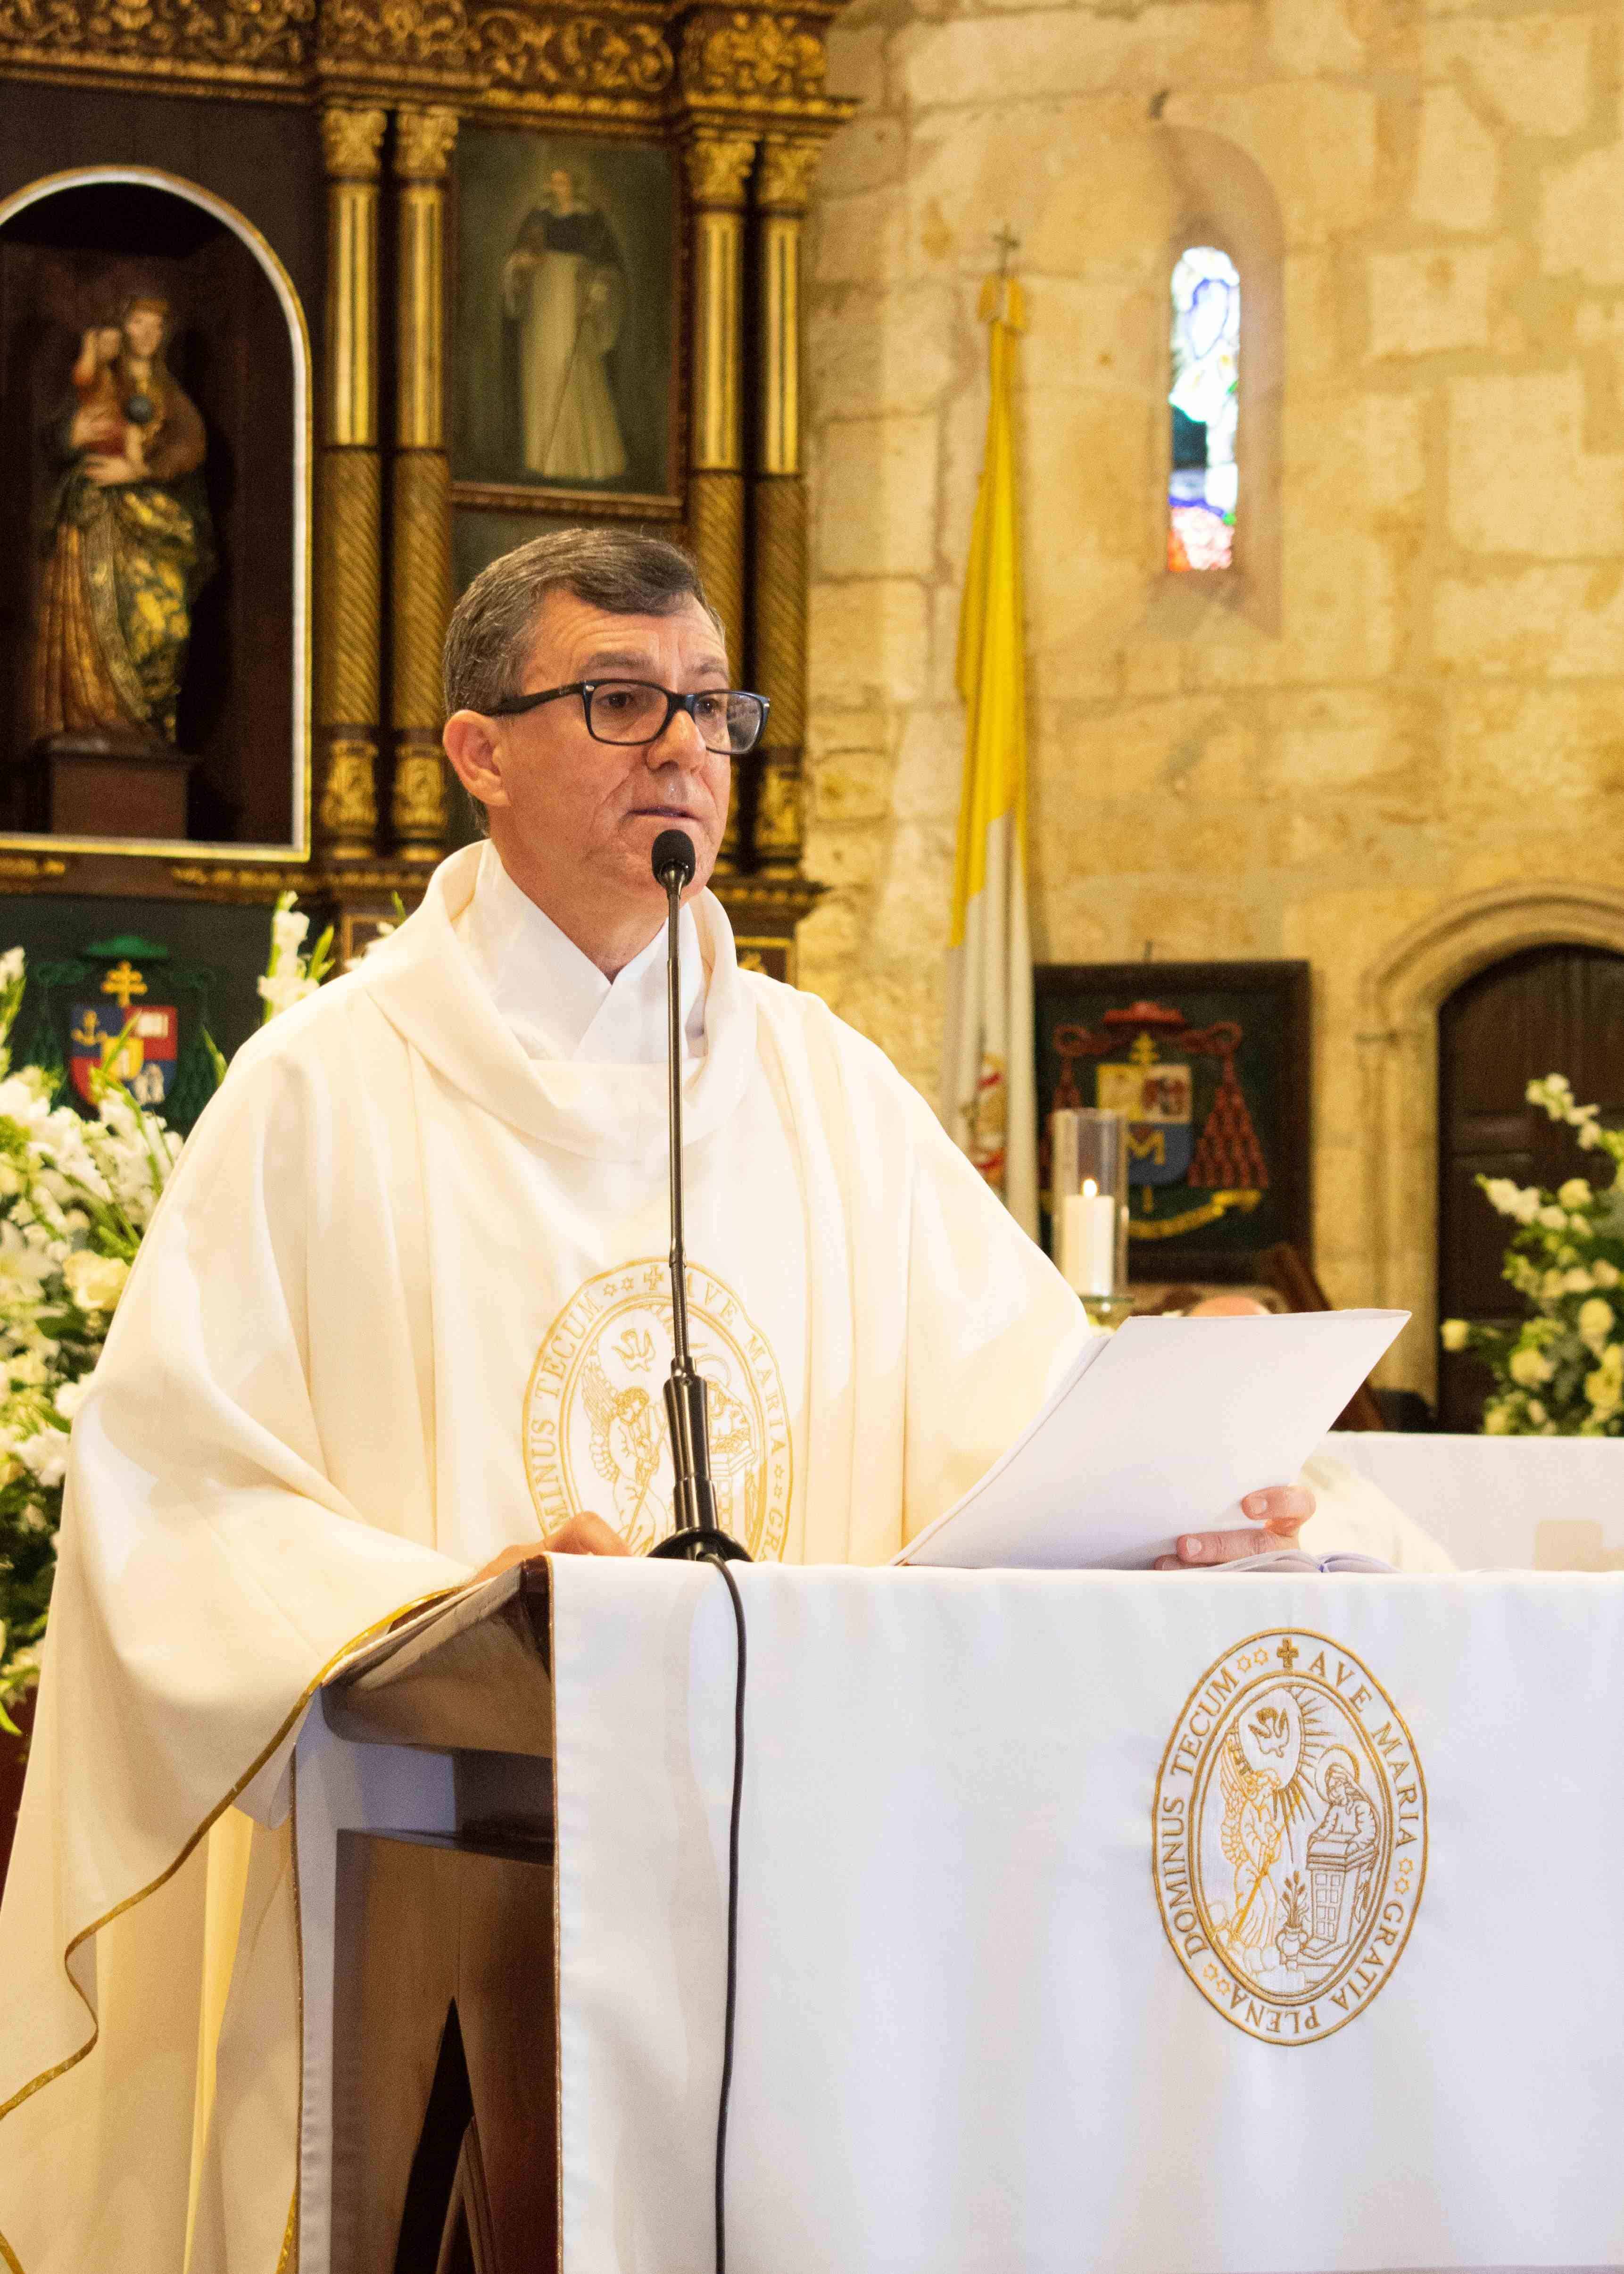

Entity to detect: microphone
[648,830,750,1564]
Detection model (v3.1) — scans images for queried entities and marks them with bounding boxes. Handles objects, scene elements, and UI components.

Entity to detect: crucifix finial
[993,224,1020,276]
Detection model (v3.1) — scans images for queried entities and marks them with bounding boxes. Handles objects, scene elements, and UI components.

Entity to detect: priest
[0,528,1313,2271]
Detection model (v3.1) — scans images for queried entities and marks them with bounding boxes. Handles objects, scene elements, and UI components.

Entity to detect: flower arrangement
[1440,1074,1624,1436]
[0,896,337,1718]
[258,890,334,1022]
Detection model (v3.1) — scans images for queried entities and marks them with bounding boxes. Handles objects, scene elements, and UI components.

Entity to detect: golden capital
[321,104,387,181]
[757,137,820,213]
[684,133,756,210]
[395,106,460,181]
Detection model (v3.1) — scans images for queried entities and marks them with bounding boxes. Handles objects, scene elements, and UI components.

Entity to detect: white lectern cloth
[550,1558,1624,2274]
[1320,1432,1624,1574]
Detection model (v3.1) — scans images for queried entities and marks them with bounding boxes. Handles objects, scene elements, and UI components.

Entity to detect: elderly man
[0,528,1310,2271]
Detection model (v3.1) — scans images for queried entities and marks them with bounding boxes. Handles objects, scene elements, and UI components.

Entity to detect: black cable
[702,1550,746,2274]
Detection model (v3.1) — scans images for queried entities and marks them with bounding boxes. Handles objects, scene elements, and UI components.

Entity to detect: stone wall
[799,0,1624,1392]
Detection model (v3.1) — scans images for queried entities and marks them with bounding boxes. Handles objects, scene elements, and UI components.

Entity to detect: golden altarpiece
[0,0,852,979]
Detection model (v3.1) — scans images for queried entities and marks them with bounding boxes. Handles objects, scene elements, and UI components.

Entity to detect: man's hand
[472,1511,629,1584]
[1151,1485,1315,1571]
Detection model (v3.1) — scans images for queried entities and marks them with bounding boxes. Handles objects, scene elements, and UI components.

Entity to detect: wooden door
[1437,944,1624,1431]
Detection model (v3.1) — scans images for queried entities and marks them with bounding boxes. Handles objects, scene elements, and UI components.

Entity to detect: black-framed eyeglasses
[485,679,770,756]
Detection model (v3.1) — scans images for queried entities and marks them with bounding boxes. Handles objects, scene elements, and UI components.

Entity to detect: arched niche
[1145,124,1283,638]
[0,166,311,855]
[1358,885,1624,1403]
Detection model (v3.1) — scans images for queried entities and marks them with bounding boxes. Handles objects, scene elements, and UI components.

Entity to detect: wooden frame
[446,121,685,519]
[0,163,313,863]
[1035,958,1311,1285]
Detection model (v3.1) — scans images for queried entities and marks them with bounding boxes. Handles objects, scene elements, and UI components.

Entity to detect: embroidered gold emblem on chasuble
[1153,1630,1426,2044]
[524,1258,792,1558]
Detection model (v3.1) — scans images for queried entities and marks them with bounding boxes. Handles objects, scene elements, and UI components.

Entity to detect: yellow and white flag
[940,272,1037,1237]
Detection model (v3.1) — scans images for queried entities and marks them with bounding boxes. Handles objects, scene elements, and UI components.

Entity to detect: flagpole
[940,232,1039,1238]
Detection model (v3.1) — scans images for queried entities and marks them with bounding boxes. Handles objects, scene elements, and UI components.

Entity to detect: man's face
[482,590,732,913]
[548,169,574,210]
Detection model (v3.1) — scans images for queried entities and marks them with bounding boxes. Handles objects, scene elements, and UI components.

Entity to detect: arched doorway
[1437,943,1624,1430]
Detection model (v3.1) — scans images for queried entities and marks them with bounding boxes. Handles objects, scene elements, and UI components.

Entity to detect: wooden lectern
[321,1565,559,2274]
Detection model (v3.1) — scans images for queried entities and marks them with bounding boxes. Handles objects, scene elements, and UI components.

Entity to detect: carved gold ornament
[471,6,672,94]
[683,8,825,100]
[317,0,467,69]
[316,737,380,839]
[1152,1629,1427,2046]
[394,104,459,178]
[753,750,802,863]
[683,130,755,208]
[0,0,314,69]
[757,134,820,211]
[389,747,447,850]
[319,101,388,179]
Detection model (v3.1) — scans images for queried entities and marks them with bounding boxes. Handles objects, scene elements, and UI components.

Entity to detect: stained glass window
[1168,245,1239,573]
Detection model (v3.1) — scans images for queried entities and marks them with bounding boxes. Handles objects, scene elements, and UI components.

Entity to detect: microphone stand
[648,830,750,1566]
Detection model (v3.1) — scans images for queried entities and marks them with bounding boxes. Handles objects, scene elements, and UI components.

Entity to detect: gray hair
[442,526,723,718]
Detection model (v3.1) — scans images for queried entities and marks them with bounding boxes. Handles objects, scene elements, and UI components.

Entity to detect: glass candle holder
[1050,1108,1130,1298]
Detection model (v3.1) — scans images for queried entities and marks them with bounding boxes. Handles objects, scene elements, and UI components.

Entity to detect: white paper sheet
[900,1308,1407,1569]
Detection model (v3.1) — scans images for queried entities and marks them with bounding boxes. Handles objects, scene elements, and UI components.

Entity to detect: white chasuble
[0,843,1085,2273]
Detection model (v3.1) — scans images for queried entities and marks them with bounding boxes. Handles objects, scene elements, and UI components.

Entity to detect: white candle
[1061,1179,1118,1297]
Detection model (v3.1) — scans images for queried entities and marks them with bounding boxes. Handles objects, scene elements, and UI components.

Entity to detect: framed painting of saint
[1034,961,1311,1282]
[451,127,679,514]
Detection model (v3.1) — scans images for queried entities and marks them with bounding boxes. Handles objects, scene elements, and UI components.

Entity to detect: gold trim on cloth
[0,1585,457,2272]
[274,1750,304,2274]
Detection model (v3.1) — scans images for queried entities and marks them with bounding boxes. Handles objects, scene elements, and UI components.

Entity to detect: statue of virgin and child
[30,294,215,753]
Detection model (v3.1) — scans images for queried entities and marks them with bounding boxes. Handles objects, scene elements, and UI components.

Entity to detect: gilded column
[751,137,820,875]
[685,132,755,667]
[316,103,387,864]
[390,106,460,864]
[684,131,754,871]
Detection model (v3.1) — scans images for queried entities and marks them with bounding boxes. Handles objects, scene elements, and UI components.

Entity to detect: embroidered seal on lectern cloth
[1152,1629,1426,2045]
[524,1256,793,1559]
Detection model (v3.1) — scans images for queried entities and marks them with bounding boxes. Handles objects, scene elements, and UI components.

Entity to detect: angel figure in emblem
[1217,1727,1287,1959]
[581,1353,662,1538]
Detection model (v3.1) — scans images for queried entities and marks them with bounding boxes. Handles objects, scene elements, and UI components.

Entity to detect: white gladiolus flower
[54,1378,90,1422]
[1559,1178,1593,1209]
[1594,1261,1620,1287]
[1509,1345,1555,1387]
[1527,1399,1549,1425]
[1563,1267,1595,1293]
[271,905,311,957]
[1483,1402,1513,1434]
[257,971,320,1020]
[63,1251,130,1315]
[1538,1205,1569,1231]
[0,947,25,990]
[16,1428,68,1488]
[1440,1318,1470,1352]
